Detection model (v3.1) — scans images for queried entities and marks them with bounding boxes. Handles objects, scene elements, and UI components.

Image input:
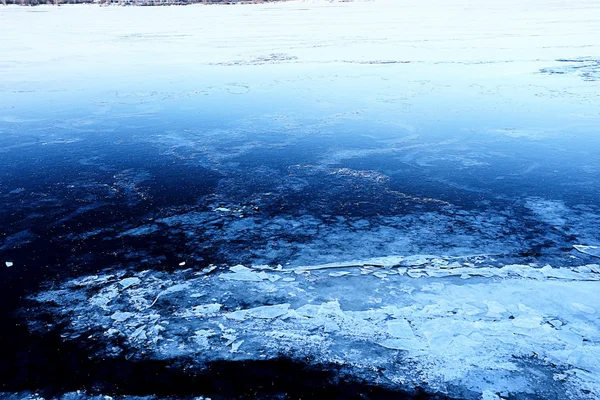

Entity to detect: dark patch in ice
[213,53,299,66]
[0,323,449,400]
[540,58,600,81]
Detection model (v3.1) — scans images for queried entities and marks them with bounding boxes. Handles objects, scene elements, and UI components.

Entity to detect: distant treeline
[2,0,289,5]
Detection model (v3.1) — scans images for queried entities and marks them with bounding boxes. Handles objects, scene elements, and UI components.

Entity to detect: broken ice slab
[219,271,262,282]
[130,326,147,341]
[218,267,282,282]
[400,255,438,266]
[329,271,351,277]
[574,244,600,258]
[187,303,222,317]
[193,329,216,348]
[149,283,191,307]
[217,264,283,282]
[386,318,415,340]
[110,311,134,322]
[68,274,115,288]
[484,301,509,319]
[481,391,505,400]
[225,304,290,321]
[229,265,252,273]
[119,277,141,289]
[292,255,405,272]
[231,340,244,353]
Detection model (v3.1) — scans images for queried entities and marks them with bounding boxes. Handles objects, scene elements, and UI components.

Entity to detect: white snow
[1,0,600,87]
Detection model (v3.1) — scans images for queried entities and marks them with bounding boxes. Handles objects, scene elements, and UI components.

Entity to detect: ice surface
[26,253,600,399]
[1,0,600,84]
[3,0,600,399]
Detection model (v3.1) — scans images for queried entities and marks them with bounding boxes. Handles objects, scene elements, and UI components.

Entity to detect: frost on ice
[25,254,600,400]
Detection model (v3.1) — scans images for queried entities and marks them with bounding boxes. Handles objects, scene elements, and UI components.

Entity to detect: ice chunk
[90,286,119,310]
[149,283,190,307]
[222,333,237,346]
[158,283,189,296]
[481,391,503,400]
[574,245,600,258]
[485,301,508,319]
[386,319,415,340]
[266,274,281,282]
[511,315,543,329]
[196,264,217,276]
[293,255,404,273]
[230,265,252,273]
[245,303,291,319]
[329,271,351,277]
[587,264,600,273]
[119,277,141,289]
[5,261,13,268]
[111,311,134,322]
[69,274,114,288]
[401,255,434,266]
[219,265,264,282]
[130,326,147,341]
[190,303,222,316]
[219,272,263,282]
[231,340,244,353]
[193,329,216,348]
[226,304,290,321]
[462,304,484,316]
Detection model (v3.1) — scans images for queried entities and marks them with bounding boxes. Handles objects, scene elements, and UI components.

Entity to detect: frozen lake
[1,1,600,399]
